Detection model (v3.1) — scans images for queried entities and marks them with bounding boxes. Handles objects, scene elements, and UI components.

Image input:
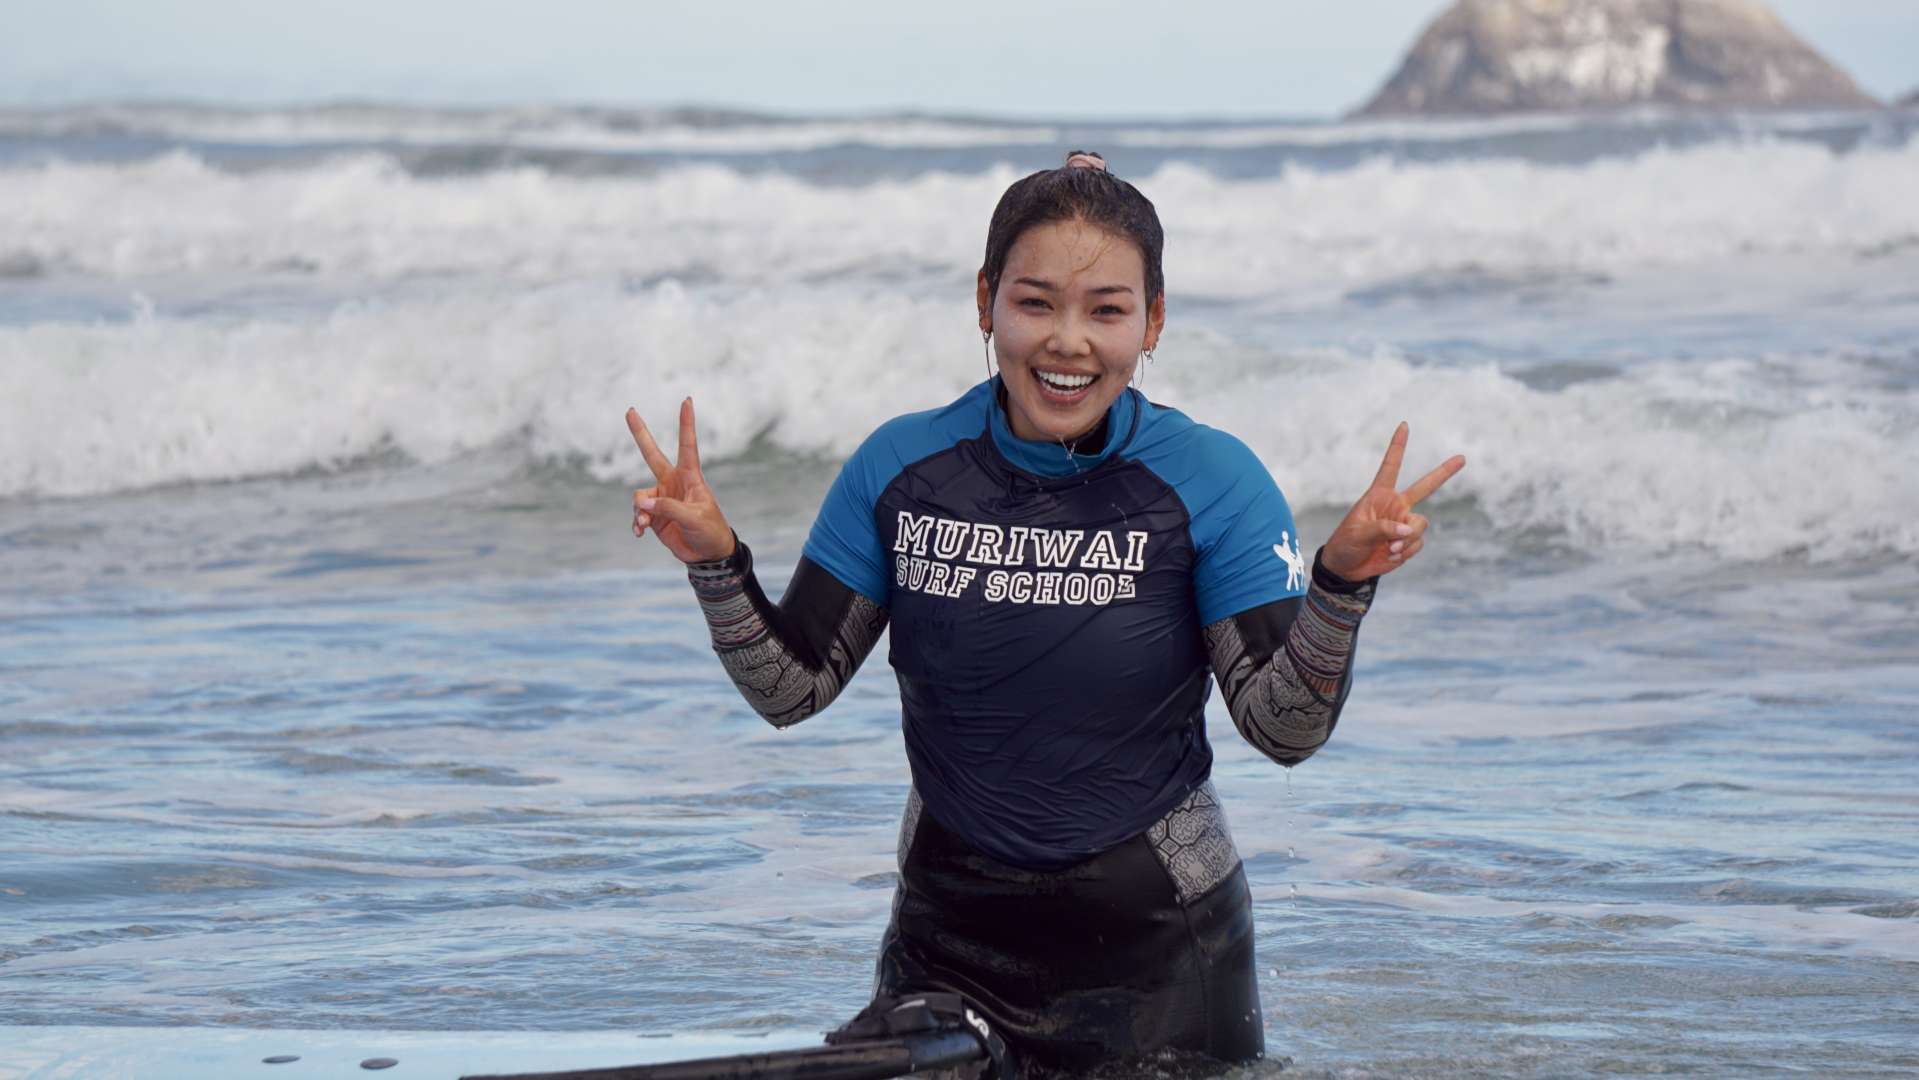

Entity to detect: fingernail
[1390,541,1405,554]
[637,513,651,527]
[1395,523,1413,537]
[639,498,656,510]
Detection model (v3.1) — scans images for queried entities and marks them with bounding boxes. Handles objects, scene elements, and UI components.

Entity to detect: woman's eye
[1096,305,1125,316]
[1020,298,1050,309]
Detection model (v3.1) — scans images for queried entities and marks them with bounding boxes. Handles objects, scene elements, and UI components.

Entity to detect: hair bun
[1062,151,1107,172]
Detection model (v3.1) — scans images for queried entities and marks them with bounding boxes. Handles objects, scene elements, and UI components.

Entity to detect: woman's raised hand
[626,398,736,564]
[1320,423,1465,582]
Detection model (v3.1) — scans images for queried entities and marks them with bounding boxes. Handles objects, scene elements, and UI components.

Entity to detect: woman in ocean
[624,151,1464,1074]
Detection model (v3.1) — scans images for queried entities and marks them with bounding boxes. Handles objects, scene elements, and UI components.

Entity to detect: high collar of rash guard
[987,376,1140,479]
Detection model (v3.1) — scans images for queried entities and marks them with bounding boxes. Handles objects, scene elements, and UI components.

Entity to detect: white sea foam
[0,104,1058,153]
[0,102,1885,153]
[5,280,1914,560]
[1166,345,1919,561]
[1147,139,1919,302]
[1100,105,1779,148]
[0,152,995,285]
[4,138,1917,291]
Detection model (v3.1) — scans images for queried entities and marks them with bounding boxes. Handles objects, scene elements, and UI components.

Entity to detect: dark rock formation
[1356,0,1880,116]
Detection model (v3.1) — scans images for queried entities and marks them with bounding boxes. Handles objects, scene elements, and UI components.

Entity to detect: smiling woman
[623,151,1464,1076]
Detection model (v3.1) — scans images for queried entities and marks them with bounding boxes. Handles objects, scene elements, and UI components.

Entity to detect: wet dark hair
[981,150,1165,309]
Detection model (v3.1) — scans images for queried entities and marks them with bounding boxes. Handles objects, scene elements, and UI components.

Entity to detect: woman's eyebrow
[1012,277,1135,295]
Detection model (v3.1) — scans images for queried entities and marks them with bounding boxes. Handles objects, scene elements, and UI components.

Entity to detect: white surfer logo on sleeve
[1273,531,1305,590]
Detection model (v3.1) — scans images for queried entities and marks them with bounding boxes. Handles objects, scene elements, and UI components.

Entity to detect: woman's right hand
[626,398,736,564]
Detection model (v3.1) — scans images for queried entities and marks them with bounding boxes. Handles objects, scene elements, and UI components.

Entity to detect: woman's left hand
[1320,422,1466,582]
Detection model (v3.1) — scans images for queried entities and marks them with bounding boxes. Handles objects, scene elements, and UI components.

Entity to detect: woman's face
[979,218,1164,444]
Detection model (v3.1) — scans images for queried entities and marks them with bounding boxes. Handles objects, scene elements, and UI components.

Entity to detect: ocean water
[3,104,1918,1077]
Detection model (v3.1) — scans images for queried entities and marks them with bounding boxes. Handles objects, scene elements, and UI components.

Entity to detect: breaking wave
[2,136,1916,297]
[4,280,1913,561]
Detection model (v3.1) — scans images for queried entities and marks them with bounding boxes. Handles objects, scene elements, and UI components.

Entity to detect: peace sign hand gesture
[626,398,737,564]
[1320,422,1465,583]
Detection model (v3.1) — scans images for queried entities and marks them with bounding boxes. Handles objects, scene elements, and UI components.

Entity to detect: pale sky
[3,0,1913,118]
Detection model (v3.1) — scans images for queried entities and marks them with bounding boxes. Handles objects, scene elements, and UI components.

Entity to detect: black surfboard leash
[462,994,1007,1080]
[460,1028,984,1080]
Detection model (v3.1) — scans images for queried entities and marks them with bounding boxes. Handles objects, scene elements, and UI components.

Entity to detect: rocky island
[1356,0,1879,116]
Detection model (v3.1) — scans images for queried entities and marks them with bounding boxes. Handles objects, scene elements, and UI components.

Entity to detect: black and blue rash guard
[801,378,1311,869]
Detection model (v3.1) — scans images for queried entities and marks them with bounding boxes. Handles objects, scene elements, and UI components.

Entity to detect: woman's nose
[1046,315,1093,357]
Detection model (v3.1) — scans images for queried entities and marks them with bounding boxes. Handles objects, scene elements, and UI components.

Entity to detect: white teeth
[1037,371,1094,391]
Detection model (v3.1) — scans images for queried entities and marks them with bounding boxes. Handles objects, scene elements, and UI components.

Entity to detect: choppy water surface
[3,106,1918,1077]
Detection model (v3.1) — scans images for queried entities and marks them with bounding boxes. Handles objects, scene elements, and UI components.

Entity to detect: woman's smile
[1031,366,1100,403]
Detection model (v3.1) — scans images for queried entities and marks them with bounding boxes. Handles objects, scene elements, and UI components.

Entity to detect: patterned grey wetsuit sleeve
[1204,569,1375,767]
[1146,781,1240,903]
[686,550,888,729]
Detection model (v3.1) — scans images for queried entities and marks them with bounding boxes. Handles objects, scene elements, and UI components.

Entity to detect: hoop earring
[1134,348,1154,390]
[982,329,994,381]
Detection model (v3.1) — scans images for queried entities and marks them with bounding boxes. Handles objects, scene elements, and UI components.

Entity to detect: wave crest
[5,281,1912,561]
[4,139,1917,290]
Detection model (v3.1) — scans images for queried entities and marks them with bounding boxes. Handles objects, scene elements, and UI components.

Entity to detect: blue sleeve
[1188,431,1308,625]
[797,387,997,608]
[801,430,893,607]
